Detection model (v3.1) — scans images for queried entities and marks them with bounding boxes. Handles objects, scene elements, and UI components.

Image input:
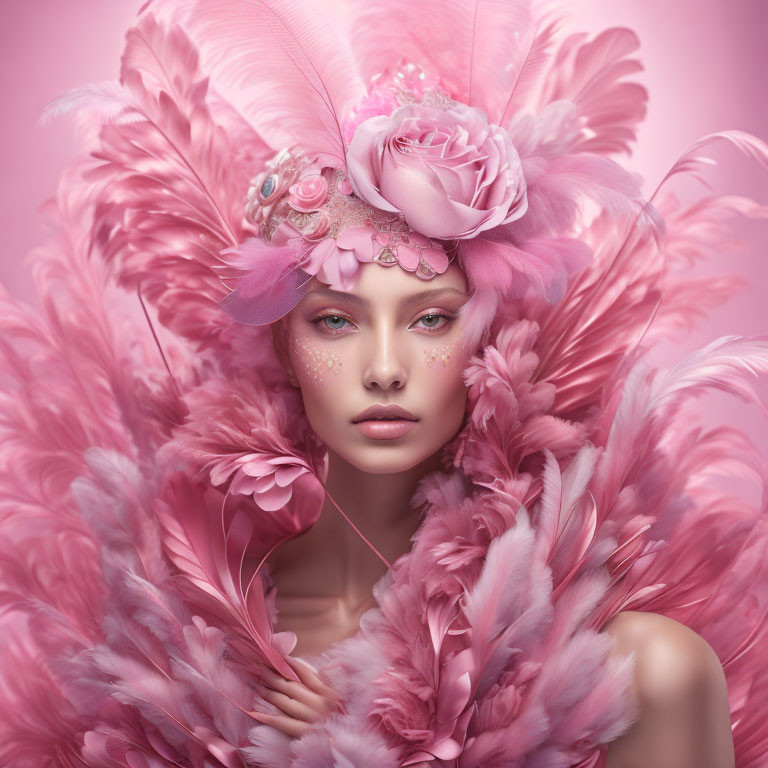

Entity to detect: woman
[257,264,736,768]
[0,0,766,766]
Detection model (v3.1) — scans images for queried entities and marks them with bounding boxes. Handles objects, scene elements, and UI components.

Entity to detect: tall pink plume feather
[186,0,365,162]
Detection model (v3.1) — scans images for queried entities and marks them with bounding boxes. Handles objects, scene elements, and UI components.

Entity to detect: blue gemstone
[260,174,276,199]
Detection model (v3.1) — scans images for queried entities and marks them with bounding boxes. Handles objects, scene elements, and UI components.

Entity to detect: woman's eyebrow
[307,287,468,307]
[397,288,469,307]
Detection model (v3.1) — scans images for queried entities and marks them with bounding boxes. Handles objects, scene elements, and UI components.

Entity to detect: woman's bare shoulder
[600,611,734,768]
[601,610,724,698]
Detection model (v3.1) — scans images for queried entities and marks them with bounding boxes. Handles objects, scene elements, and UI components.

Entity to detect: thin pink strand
[137,284,182,400]
[323,485,393,571]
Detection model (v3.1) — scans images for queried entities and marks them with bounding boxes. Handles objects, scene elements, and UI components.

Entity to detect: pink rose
[346,102,528,240]
[287,173,329,212]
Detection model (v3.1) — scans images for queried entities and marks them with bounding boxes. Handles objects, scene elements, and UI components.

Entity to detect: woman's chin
[329,442,440,476]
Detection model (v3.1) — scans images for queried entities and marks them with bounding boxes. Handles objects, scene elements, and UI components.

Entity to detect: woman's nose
[362,323,407,391]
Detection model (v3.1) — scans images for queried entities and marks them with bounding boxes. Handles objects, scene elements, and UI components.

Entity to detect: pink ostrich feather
[47,13,271,351]
[536,27,648,156]
[186,0,365,163]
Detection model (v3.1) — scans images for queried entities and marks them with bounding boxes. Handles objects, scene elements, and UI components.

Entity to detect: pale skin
[256,262,735,766]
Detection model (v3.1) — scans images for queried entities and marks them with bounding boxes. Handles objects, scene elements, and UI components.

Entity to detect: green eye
[414,313,451,331]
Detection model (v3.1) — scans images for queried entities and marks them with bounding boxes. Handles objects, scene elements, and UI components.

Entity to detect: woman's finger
[255,682,325,724]
[250,709,312,739]
[258,668,340,716]
[285,656,344,704]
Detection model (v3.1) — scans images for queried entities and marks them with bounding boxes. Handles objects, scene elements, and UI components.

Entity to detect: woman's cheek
[290,333,343,383]
[419,339,469,419]
[422,339,461,369]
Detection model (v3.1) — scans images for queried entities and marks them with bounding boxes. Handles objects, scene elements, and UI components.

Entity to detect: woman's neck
[266,449,443,601]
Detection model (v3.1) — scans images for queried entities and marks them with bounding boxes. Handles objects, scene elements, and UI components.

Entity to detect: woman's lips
[353,419,417,440]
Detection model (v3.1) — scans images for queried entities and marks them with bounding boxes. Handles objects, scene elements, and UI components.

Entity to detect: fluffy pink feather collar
[81,316,654,768]
[62,312,768,768]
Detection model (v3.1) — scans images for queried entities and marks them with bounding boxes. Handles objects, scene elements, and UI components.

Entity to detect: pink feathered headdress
[200,5,662,347]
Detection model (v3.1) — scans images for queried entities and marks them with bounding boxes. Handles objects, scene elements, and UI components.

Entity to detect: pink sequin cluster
[340,61,449,145]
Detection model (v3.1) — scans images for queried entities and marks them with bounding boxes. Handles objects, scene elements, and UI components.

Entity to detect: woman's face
[276,262,474,475]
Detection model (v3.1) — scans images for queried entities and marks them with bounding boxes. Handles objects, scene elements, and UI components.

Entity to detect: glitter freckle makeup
[423,340,459,368]
[294,337,342,381]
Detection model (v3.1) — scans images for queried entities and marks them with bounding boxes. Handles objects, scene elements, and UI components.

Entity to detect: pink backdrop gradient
[1,1,766,464]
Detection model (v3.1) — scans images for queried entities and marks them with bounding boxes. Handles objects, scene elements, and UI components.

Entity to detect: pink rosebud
[346,102,528,240]
[287,174,329,212]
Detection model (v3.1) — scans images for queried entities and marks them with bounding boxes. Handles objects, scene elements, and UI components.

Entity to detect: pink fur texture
[0,2,767,767]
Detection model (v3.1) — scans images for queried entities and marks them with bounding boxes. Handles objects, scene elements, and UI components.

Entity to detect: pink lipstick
[352,404,418,440]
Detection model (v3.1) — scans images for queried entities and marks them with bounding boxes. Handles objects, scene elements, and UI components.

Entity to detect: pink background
[1,1,766,464]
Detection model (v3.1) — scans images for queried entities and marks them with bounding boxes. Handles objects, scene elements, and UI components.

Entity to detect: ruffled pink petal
[378,168,497,239]
[422,246,450,273]
[337,249,363,290]
[252,475,278,493]
[346,114,402,213]
[336,226,376,261]
[394,244,419,271]
[274,465,306,487]
[229,473,265,496]
[240,457,274,477]
[317,254,342,288]
[254,482,294,512]
[302,237,337,277]
[267,455,310,468]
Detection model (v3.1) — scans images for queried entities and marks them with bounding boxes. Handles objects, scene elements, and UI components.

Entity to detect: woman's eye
[413,313,451,332]
[323,315,347,330]
[313,314,352,332]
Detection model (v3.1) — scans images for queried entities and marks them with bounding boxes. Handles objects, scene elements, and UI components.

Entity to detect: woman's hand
[250,656,345,739]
